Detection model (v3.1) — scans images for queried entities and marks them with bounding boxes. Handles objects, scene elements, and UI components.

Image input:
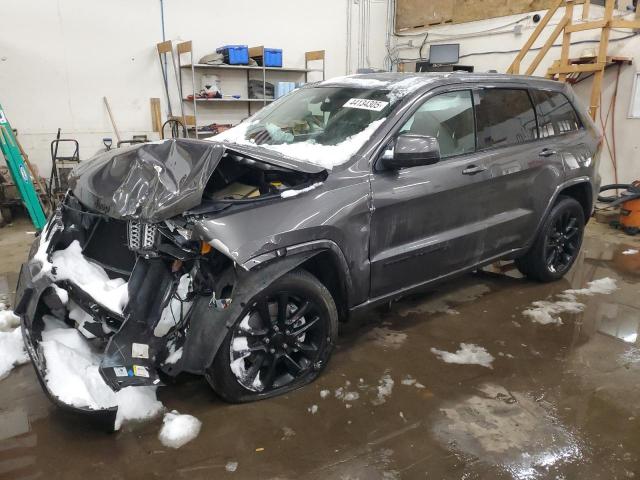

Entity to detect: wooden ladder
[506,0,639,120]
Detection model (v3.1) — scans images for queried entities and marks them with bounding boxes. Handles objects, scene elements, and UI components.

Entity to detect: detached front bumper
[15,212,176,428]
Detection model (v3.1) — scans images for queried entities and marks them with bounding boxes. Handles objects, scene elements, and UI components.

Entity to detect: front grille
[127,221,157,251]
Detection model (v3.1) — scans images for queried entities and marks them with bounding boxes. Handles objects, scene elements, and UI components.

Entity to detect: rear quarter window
[474,88,538,150]
[530,89,581,138]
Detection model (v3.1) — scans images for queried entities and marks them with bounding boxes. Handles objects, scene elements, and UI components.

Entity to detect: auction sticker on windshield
[343,98,389,111]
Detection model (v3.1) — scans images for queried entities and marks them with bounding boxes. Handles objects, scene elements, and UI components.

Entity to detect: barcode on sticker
[343,98,388,111]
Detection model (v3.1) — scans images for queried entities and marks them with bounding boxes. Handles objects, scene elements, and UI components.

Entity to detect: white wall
[1,0,389,176]
[383,3,640,185]
[4,0,637,187]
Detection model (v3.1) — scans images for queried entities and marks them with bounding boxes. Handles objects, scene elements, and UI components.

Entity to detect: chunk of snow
[225,461,239,472]
[48,241,129,314]
[523,277,618,325]
[388,76,433,103]
[564,277,617,296]
[622,249,638,255]
[320,389,330,399]
[281,182,322,198]
[401,376,416,386]
[165,347,183,365]
[320,75,390,88]
[51,284,68,305]
[158,410,202,449]
[0,327,29,380]
[232,336,249,352]
[308,404,318,414]
[40,317,162,429]
[430,343,494,369]
[155,274,192,337]
[0,308,20,332]
[372,373,394,405]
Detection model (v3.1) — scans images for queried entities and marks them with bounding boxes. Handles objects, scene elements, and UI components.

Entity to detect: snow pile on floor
[158,410,202,449]
[335,381,360,403]
[622,249,639,255]
[213,118,386,169]
[40,316,162,429]
[371,373,394,405]
[0,305,28,380]
[0,327,29,380]
[523,277,618,325]
[0,307,20,331]
[430,343,494,369]
[308,404,318,414]
[48,241,129,314]
[225,461,239,472]
[281,182,323,198]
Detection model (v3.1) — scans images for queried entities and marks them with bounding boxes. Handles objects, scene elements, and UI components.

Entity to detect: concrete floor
[1,217,640,479]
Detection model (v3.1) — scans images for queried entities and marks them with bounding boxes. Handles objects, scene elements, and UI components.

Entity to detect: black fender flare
[178,249,324,375]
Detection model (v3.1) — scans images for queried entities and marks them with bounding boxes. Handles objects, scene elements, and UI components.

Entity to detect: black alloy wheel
[516,196,585,282]
[544,210,581,273]
[207,269,338,402]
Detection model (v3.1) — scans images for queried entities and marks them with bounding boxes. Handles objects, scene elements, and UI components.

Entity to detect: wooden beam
[582,0,590,19]
[506,0,563,74]
[558,1,575,82]
[547,62,605,74]
[565,19,606,32]
[525,16,570,75]
[610,19,640,29]
[150,98,162,133]
[589,0,614,119]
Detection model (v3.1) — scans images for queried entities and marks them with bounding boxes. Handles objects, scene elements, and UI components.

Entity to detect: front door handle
[539,148,557,157]
[462,165,487,175]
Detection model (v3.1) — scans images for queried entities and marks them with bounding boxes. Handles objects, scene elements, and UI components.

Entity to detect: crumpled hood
[69,139,225,223]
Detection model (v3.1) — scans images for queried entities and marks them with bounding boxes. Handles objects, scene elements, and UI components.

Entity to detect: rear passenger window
[398,90,475,159]
[530,90,581,137]
[475,89,538,149]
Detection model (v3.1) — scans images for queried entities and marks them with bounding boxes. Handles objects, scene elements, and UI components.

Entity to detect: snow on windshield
[211,118,386,170]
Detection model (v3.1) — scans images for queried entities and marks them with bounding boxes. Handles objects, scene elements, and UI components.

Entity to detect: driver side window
[399,90,475,159]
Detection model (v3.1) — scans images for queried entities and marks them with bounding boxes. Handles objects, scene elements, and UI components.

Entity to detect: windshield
[212,87,396,169]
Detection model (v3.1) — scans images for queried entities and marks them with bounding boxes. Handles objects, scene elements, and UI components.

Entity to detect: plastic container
[216,45,249,65]
[251,48,283,67]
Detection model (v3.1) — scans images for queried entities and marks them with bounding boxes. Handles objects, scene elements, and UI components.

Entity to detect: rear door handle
[462,165,487,175]
[539,148,557,157]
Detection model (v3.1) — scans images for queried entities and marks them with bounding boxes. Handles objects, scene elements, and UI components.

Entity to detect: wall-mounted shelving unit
[176,42,325,137]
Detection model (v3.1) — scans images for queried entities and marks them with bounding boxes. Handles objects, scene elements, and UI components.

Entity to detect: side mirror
[381,134,440,170]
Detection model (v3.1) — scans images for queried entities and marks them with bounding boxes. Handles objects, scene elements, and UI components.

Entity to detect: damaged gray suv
[16,73,600,422]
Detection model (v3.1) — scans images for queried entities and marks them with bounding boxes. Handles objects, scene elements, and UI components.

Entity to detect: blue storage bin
[216,45,249,65]
[263,48,283,67]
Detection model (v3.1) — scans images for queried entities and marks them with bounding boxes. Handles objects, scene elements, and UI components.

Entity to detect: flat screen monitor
[429,44,460,65]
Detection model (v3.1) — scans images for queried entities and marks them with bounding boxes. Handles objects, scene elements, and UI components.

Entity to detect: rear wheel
[206,269,338,403]
[516,196,585,282]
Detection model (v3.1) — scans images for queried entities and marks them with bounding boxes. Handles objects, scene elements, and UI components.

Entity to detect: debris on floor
[430,343,494,368]
[158,410,202,449]
[371,373,394,405]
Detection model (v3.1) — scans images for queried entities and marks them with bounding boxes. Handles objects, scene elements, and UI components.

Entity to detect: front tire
[516,196,585,282]
[206,269,338,403]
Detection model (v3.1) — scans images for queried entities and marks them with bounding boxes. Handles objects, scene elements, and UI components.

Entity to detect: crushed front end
[15,193,232,428]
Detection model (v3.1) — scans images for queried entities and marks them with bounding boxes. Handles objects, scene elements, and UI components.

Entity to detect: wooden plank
[169,115,195,126]
[582,0,590,19]
[395,0,453,31]
[610,19,640,29]
[565,19,607,32]
[547,62,605,74]
[589,0,614,119]
[507,0,563,74]
[558,1,575,82]
[396,0,571,31]
[150,98,162,133]
[305,50,325,62]
[176,41,192,54]
[525,16,570,75]
[156,40,172,55]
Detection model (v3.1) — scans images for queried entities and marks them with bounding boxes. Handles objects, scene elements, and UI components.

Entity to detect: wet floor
[1,219,640,479]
